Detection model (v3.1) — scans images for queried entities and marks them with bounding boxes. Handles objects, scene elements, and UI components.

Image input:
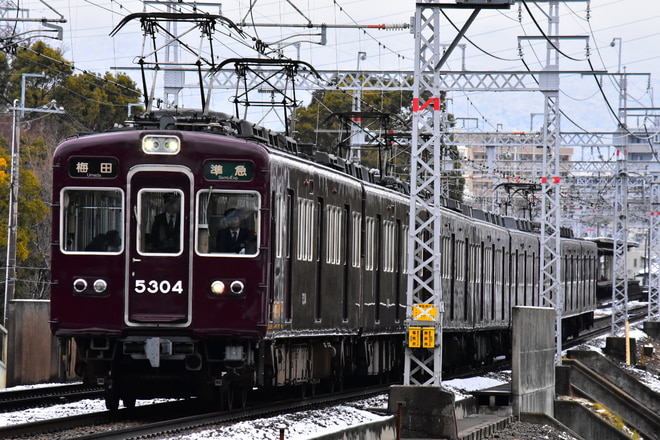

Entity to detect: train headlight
[73,278,87,293]
[211,280,226,295]
[142,135,181,155]
[93,279,108,294]
[230,280,245,295]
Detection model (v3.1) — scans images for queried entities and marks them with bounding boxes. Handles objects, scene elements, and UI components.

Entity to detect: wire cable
[520,0,587,63]
[440,9,519,62]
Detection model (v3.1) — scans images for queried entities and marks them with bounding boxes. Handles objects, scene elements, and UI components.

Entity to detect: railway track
[565,304,648,349]
[0,385,389,440]
[0,383,103,412]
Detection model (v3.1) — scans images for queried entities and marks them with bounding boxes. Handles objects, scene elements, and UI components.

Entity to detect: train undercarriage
[69,333,404,410]
[65,312,592,410]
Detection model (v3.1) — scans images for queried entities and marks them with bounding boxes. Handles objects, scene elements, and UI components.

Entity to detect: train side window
[297,198,315,261]
[352,212,362,268]
[326,205,343,265]
[196,190,260,256]
[400,224,409,274]
[383,221,396,272]
[365,217,375,270]
[273,193,285,259]
[60,188,124,254]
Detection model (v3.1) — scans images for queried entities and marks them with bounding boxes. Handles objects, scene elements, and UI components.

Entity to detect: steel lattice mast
[404,1,444,386]
[403,0,515,387]
[611,66,630,334]
[649,178,660,322]
[537,0,564,364]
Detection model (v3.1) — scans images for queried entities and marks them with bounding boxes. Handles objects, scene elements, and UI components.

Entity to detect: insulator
[367,23,410,31]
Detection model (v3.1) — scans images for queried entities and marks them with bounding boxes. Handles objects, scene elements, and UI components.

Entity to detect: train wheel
[122,395,136,410]
[237,386,248,409]
[334,376,344,392]
[326,378,336,394]
[104,388,119,411]
[225,387,234,411]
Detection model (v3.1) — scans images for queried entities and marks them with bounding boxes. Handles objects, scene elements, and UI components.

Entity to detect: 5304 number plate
[134,279,184,294]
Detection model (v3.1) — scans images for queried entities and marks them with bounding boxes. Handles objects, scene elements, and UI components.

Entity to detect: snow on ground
[0,397,172,427]
[442,371,511,400]
[172,401,389,440]
[0,392,390,439]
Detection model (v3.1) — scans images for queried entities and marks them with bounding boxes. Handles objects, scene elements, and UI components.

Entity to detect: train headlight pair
[73,278,107,294]
[211,280,244,296]
[142,135,181,155]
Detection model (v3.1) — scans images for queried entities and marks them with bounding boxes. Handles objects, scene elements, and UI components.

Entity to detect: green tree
[6,41,141,135]
[51,70,141,134]
[9,41,74,109]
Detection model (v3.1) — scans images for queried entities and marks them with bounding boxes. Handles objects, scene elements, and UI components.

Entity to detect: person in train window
[106,230,122,252]
[84,233,109,252]
[84,230,121,252]
[216,208,253,254]
[150,194,181,253]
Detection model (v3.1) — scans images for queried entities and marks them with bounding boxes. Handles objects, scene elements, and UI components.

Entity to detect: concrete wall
[511,306,555,417]
[388,385,458,439]
[307,416,397,440]
[6,300,60,386]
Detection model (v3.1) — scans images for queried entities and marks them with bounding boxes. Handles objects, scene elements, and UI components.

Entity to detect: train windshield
[137,190,184,255]
[60,188,124,253]
[196,191,260,256]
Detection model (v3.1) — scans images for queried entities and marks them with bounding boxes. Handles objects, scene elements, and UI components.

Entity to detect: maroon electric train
[50,109,597,410]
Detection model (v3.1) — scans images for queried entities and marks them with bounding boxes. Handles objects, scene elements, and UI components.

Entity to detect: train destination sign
[69,157,119,178]
[205,161,254,181]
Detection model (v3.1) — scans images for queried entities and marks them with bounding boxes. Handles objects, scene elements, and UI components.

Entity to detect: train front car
[50,128,270,409]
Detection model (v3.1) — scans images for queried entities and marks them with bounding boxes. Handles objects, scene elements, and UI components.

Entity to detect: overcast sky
[16,0,660,134]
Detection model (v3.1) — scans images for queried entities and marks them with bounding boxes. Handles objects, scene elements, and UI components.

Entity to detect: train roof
[80,108,574,238]
[585,237,640,254]
[119,108,410,194]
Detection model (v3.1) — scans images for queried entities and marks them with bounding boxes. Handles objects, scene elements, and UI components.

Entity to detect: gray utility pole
[3,74,64,327]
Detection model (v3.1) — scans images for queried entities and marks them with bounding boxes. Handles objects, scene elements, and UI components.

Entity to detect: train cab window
[60,188,124,254]
[138,191,183,255]
[196,191,260,256]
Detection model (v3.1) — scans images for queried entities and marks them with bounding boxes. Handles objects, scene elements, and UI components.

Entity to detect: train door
[125,167,193,326]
